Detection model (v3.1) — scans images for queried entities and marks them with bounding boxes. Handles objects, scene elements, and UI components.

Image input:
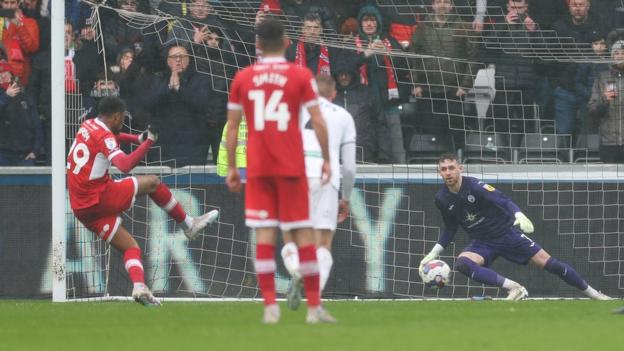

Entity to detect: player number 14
[248,89,290,131]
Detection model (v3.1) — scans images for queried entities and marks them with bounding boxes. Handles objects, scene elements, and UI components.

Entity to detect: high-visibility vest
[217,119,247,176]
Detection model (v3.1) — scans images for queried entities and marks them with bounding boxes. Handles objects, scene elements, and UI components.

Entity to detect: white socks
[583,286,601,299]
[502,278,521,290]
[281,242,300,277]
[316,247,333,292]
[281,243,334,292]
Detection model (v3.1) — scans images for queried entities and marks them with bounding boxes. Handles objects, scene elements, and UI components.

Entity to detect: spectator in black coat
[353,4,412,163]
[0,60,43,166]
[332,53,382,163]
[484,0,538,135]
[552,0,607,135]
[285,12,342,76]
[142,44,218,166]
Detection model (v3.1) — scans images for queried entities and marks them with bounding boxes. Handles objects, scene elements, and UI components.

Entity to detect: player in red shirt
[67,96,219,306]
[225,18,334,324]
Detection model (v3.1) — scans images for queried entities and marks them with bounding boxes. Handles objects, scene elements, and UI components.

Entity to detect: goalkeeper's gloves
[514,212,534,234]
[419,243,444,275]
[139,124,159,143]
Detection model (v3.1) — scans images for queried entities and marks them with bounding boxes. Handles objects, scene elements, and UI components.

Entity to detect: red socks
[298,245,320,307]
[255,244,277,306]
[123,247,145,284]
[150,183,187,223]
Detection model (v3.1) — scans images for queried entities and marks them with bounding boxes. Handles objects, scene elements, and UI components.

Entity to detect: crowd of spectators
[2,0,624,166]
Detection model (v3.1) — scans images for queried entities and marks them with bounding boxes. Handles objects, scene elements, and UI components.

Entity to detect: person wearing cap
[587,37,624,163]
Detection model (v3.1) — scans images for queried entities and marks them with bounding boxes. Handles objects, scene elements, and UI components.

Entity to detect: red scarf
[65,49,77,93]
[355,35,399,100]
[294,40,331,75]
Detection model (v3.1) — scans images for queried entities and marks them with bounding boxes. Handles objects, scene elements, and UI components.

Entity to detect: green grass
[1,300,623,351]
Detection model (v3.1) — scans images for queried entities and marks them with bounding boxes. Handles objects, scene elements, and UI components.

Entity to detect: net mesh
[62,1,624,300]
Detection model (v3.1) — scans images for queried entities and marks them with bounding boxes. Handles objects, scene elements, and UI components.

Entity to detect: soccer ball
[420,259,451,289]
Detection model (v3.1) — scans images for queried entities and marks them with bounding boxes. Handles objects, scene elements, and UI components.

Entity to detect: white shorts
[308,178,339,231]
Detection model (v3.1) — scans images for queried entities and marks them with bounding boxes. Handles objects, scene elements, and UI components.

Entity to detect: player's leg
[281,230,303,310]
[281,230,300,278]
[109,224,160,306]
[317,229,335,293]
[246,177,281,323]
[314,182,339,294]
[278,177,335,323]
[255,227,281,323]
[530,249,611,300]
[137,175,218,240]
[455,250,527,300]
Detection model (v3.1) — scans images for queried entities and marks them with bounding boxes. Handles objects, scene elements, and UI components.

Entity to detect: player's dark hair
[438,152,460,164]
[98,96,127,117]
[256,18,285,53]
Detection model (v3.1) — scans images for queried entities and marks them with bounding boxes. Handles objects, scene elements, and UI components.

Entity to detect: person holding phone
[0,51,43,166]
[587,39,624,163]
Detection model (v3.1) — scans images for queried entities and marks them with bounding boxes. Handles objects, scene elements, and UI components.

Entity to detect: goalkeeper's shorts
[462,228,542,267]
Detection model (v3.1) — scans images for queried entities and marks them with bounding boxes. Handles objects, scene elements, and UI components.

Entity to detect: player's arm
[110,139,154,173]
[109,127,157,173]
[116,133,141,145]
[307,104,331,183]
[225,107,243,192]
[338,115,357,222]
[474,182,534,234]
[420,198,459,272]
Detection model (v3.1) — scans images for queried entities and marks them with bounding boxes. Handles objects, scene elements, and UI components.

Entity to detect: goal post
[50,1,624,302]
[51,0,66,302]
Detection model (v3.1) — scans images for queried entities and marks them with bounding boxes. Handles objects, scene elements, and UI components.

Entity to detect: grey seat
[574,134,601,163]
[517,133,569,164]
[407,134,454,164]
[462,132,511,164]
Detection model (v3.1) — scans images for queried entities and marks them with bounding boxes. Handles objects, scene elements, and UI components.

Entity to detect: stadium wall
[0,166,621,299]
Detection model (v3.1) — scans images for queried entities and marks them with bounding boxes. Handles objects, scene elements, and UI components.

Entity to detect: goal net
[55,0,624,301]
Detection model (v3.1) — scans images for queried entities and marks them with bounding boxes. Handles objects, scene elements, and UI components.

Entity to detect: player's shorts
[73,177,138,243]
[462,228,542,267]
[245,176,311,231]
[308,178,338,231]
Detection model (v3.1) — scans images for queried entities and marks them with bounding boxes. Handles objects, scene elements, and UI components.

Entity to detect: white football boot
[286,273,303,311]
[132,283,161,306]
[184,209,219,240]
[505,285,529,301]
[306,306,337,324]
[593,291,613,301]
[262,304,280,324]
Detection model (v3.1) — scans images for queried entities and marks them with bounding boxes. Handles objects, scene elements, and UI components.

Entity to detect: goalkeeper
[420,153,611,300]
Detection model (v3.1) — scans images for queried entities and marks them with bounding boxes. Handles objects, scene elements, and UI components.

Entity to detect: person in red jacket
[0,0,40,84]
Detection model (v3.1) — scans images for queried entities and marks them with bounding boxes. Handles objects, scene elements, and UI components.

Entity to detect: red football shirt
[67,118,123,209]
[228,56,319,178]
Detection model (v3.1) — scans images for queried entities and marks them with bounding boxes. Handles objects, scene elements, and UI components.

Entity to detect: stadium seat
[574,133,601,163]
[517,133,571,164]
[464,65,496,131]
[407,133,454,163]
[461,132,511,164]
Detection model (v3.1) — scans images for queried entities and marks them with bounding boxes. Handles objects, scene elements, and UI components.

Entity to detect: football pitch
[1,300,622,351]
